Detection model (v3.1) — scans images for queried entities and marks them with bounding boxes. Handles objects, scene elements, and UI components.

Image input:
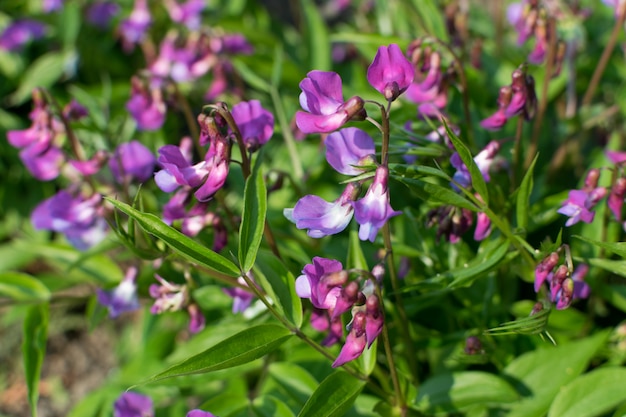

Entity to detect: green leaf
[388,163,452,181]
[231,57,271,93]
[239,163,267,273]
[484,305,550,336]
[254,250,303,328]
[144,324,293,383]
[394,176,479,211]
[0,272,50,303]
[448,239,511,288]
[409,0,448,39]
[23,303,49,417]
[58,2,81,50]
[585,258,626,278]
[516,154,538,231]
[297,371,365,417]
[301,0,330,71]
[572,235,626,258]
[504,331,609,417]
[106,198,240,277]
[347,229,369,271]
[268,363,318,406]
[548,367,626,417]
[445,120,489,206]
[9,52,67,106]
[252,395,296,417]
[415,371,519,413]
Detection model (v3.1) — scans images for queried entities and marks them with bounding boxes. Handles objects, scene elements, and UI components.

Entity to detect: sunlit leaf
[23,303,49,417]
[297,371,365,417]
[239,162,267,273]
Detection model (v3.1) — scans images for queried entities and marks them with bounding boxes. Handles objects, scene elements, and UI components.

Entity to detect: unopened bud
[497,86,513,109]
[584,169,601,190]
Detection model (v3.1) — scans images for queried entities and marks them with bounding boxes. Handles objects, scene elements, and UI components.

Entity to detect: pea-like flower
[325,127,376,175]
[353,166,401,242]
[296,70,365,134]
[113,392,153,417]
[0,20,46,51]
[96,267,140,318]
[231,99,275,152]
[367,44,415,101]
[109,140,156,184]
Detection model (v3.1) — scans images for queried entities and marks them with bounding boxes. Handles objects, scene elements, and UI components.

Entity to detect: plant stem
[581,12,626,107]
[526,17,557,170]
[270,87,304,181]
[512,115,524,191]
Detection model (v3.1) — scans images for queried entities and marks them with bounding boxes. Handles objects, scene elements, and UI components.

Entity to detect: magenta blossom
[114,392,153,417]
[353,166,401,242]
[187,411,217,417]
[231,100,275,151]
[295,257,344,310]
[164,0,205,29]
[557,190,599,226]
[96,267,140,318]
[118,0,151,51]
[450,141,501,190]
[0,20,46,51]
[109,140,156,183]
[332,311,367,367]
[284,182,359,238]
[325,128,376,175]
[86,2,120,29]
[126,79,166,131]
[223,276,257,313]
[296,70,365,134]
[367,44,415,101]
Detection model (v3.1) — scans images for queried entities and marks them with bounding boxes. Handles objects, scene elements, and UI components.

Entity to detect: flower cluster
[404,40,450,118]
[534,249,590,310]
[296,257,384,367]
[480,66,537,131]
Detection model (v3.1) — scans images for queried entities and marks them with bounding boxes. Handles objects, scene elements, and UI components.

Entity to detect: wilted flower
[296,70,366,134]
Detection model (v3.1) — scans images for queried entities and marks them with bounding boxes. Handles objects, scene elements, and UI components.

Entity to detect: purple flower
[164,0,205,29]
[365,295,383,348]
[109,141,156,183]
[97,267,140,318]
[572,264,591,300]
[231,100,275,151]
[353,166,401,242]
[557,189,601,226]
[86,2,120,29]
[295,257,344,310]
[118,0,151,51]
[154,142,208,192]
[69,150,108,177]
[149,31,213,84]
[113,392,153,417]
[42,0,64,12]
[450,140,501,190]
[31,190,108,250]
[534,252,560,292]
[187,410,217,417]
[126,79,166,131]
[473,211,491,241]
[608,178,626,222]
[284,182,359,238]
[223,276,257,313]
[332,311,366,367]
[296,70,365,134]
[187,303,205,333]
[0,20,46,51]
[18,140,65,181]
[150,274,188,314]
[367,44,415,101]
[325,128,375,175]
[194,134,230,202]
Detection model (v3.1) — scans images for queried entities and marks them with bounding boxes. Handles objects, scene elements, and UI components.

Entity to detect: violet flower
[325,128,375,175]
[96,267,140,318]
[118,0,152,51]
[296,70,365,134]
[109,141,156,183]
[608,177,626,222]
[86,2,120,29]
[187,303,205,333]
[164,0,205,29]
[558,187,606,227]
[450,140,501,190]
[126,78,167,131]
[231,99,275,151]
[149,274,188,314]
[284,182,359,238]
[187,411,217,417]
[534,252,560,293]
[31,190,108,250]
[295,257,344,310]
[474,211,492,241]
[367,44,415,101]
[42,0,64,12]
[149,31,214,84]
[0,20,46,51]
[353,166,401,242]
[114,392,153,417]
[223,277,256,313]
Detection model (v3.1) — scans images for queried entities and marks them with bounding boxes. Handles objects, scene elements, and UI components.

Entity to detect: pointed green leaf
[448,239,511,288]
[484,306,550,336]
[504,331,609,417]
[0,272,50,303]
[445,120,489,206]
[388,163,452,181]
[145,324,292,382]
[573,235,626,258]
[106,198,240,277]
[415,371,519,413]
[23,303,49,417]
[231,58,271,93]
[516,154,538,231]
[301,0,330,71]
[394,177,479,211]
[9,52,67,105]
[252,395,296,417]
[548,367,626,417]
[254,250,303,328]
[268,363,318,406]
[239,163,267,273]
[297,371,365,417]
[347,229,369,271]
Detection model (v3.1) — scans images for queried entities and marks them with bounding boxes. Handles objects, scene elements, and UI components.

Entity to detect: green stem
[270,86,304,181]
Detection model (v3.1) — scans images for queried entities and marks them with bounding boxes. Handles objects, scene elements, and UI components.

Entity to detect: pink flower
[367,44,415,101]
